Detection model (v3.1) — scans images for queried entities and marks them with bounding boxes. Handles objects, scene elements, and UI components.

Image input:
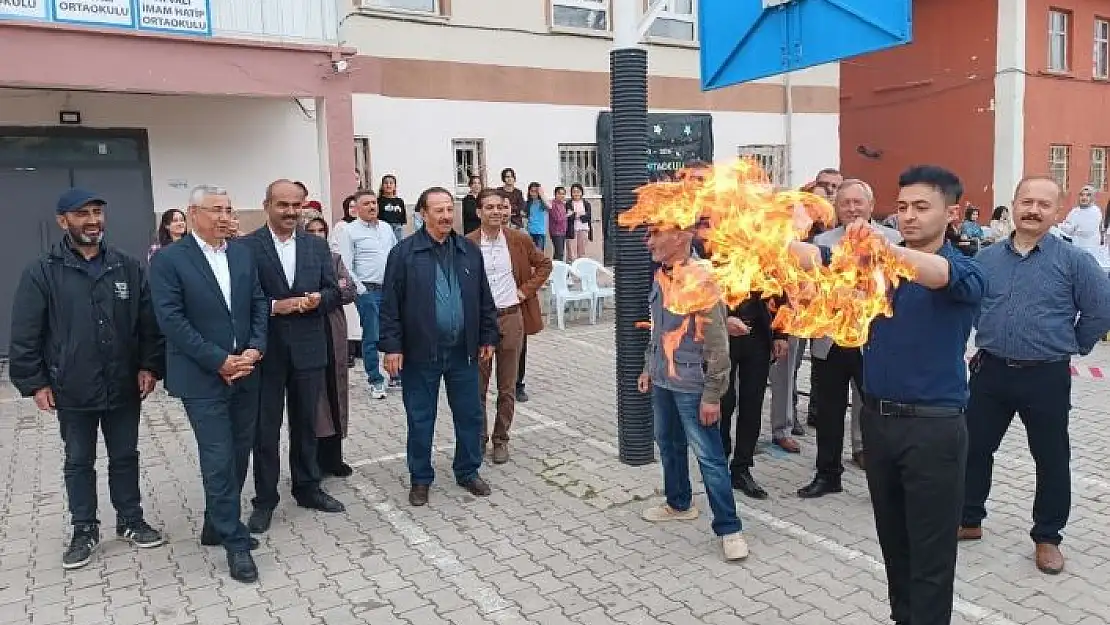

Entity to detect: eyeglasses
[197,206,236,217]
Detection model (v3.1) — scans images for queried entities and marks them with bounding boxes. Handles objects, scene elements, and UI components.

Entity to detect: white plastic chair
[572,258,616,319]
[549,261,595,329]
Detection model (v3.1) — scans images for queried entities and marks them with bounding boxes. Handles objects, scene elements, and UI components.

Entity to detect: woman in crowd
[378,174,407,241]
[549,186,568,261]
[958,205,985,255]
[148,208,187,260]
[523,182,549,251]
[501,167,526,229]
[462,174,482,235]
[567,183,593,260]
[990,205,1013,241]
[330,195,361,367]
[304,213,359,477]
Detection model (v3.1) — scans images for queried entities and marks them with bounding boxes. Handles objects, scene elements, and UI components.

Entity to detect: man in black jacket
[9,188,166,570]
[719,295,789,499]
[380,186,499,507]
[243,180,345,534]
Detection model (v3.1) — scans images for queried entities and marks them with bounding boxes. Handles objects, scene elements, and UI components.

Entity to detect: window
[647,0,697,42]
[1049,144,1071,191]
[737,144,787,187]
[354,137,371,191]
[558,144,601,194]
[1048,9,1070,71]
[1095,19,1110,79]
[452,139,485,196]
[362,0,437,12]
[552,0,608,31]
[1091,147,1108,191]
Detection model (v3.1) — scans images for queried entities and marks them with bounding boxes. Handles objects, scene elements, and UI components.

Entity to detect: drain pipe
[610,0,654,466]
[784,71,794,186]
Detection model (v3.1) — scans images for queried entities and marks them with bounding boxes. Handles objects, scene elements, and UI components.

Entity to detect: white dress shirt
[478,229,520,309]
[270,227,297,287]
[193,232,232,309]
[337,218,397,295]
[1060,205,1104,252]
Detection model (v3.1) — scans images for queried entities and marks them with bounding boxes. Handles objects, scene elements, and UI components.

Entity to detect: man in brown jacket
[467,188,553,464]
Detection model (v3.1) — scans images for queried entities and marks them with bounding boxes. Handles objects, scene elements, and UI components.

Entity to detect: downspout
[784,71,795,186]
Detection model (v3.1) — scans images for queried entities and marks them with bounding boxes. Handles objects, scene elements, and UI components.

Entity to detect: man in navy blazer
[149,185,269,584]
[241,179,345,535]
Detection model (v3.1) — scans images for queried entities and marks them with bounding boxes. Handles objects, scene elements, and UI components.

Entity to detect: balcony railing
[211,0,340,44]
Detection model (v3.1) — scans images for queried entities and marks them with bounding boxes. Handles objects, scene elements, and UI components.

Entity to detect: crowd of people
[8,161,1110,625]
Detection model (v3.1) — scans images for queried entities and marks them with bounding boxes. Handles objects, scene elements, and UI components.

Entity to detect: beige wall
[345,0,838,87]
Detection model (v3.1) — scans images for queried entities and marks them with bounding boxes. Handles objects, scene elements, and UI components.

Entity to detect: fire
[654,261,718,377]
[621,159,916,350]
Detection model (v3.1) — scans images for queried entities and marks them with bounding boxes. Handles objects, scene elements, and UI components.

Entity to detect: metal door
[0,168,73,356]
[71,168,153,264]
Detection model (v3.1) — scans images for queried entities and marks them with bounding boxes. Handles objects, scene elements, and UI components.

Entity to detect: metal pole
[611,0,654,466]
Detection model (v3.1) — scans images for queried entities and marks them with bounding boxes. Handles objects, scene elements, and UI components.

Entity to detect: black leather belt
[497,304,521,317]
[362,282,382,290]
[981,350,1064,369]
[862,394,964,418]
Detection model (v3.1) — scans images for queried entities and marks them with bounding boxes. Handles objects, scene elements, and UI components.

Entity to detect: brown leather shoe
[459,476,492,497]
[774,437,801,453]
[408,484,430,507]
[1035,543,1064,575]
[957,526,983,541]
[491,444,509,465]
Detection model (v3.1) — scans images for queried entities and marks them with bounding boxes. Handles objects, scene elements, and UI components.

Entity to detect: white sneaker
[369,384,387,399]
[641,503,699,522]
[722,532,749,561]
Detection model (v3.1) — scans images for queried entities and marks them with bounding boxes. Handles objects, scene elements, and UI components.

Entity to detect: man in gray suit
[798,179,902,498]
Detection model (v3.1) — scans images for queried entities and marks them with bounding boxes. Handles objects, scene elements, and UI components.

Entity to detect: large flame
[621,159,916,349]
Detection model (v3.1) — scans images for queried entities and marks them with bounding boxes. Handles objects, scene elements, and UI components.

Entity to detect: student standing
[793,165,986,625]
[377,174,407,242]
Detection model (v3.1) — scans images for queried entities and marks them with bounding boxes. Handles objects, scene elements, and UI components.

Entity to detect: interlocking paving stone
[2,317,1110,624]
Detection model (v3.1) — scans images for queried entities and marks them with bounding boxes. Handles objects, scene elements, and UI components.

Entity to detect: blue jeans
[530,233,545,250]
[58,406,144,528]
[391,224,405,242]
[652,385,742,536]
[356,289,385,385]
[402,344,484,486]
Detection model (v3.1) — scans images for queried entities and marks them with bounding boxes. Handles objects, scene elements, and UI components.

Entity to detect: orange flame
[622,159,916,349]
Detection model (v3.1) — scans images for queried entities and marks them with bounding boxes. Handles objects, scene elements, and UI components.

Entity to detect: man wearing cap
[9,189,166,570]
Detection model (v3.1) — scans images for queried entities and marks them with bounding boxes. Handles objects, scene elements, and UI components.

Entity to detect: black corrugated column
[610,46,654,466]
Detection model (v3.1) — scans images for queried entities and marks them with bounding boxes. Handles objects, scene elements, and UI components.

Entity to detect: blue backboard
[699,0,912,90]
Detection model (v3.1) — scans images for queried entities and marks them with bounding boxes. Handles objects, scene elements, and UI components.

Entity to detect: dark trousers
[317,435,344,470]
[517,336,528,389]
[402,343,484,485]
[252,352,325,511]
[551,236,566,261]
[962,354,1071,545]
[719,333,772,470]
[58,405,144,528]
[182,380,258,553]
[813,346,862,478]
[861,403,967,625]
[530,233,546,250]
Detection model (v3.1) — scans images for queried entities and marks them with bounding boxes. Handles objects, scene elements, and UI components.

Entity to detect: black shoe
[791,424,807,436]
[797,476,843,499]
[295,490,345,513]
[459,476,492,497]
[228,551,259,583]
[515,386,529,403]
[247,508,274,534]
[323,462,354,478]
[116,519,165,548]
[62,525,100,570]
[409,484,430,507]
[200,522,260,550]
[730,470,769,500]
[346,355,356,368]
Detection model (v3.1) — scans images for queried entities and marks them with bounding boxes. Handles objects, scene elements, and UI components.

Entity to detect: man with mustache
[243,179,345,534]
[960,176,1110,575]
[380,186,499,507]
[9,189,166,570]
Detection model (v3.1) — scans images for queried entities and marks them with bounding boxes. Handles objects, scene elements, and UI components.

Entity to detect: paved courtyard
[2,313,1109,625]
